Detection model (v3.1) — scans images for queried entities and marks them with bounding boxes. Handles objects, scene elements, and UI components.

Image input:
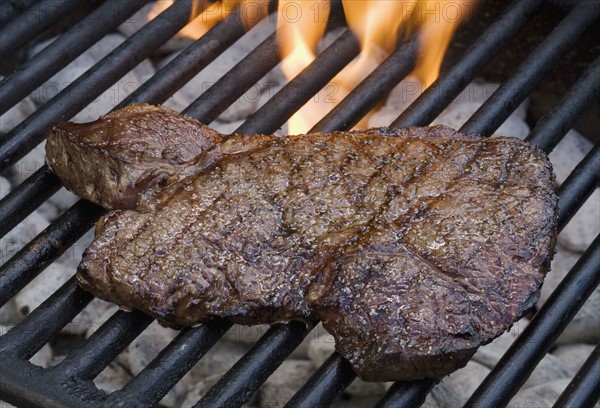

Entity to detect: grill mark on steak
[47,104,558,382]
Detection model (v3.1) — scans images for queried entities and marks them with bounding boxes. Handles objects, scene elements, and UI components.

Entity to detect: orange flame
[278,0,475,134]
[149,0,269,39]
[149,1,474,135]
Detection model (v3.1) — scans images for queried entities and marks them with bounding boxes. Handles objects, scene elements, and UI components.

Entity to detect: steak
[46,104,558,381]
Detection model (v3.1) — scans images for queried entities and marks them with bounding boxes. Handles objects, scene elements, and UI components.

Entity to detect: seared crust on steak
[59,106,558,381]
[45,103,221,209]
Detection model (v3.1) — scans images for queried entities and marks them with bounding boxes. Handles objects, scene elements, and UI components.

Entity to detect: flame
[276,0,330,133]
[277,1,474,134]
[147,1,473,135]
[148,0,269,40]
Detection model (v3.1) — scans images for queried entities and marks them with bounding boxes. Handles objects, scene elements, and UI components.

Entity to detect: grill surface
[0,0,599,407]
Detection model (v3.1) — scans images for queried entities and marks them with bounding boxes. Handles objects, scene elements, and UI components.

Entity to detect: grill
[0,0,599,407]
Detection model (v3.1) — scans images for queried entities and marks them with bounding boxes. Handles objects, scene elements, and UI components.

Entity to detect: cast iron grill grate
[0,0,599,407]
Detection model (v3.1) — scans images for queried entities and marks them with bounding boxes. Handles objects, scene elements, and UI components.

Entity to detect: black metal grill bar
[0,0,40,27]
[557,143,600,231]
[0,277,92,359]
[0,167,60,239]
[0,0,149,117]
[459,1,600,137]
[375,379,436,408]
[464,233,600,408]
[106,318,233,408]
[0,5,250,238]
[51,310,152,381]
[235,29,360,135]
[119,6,252,110]
[391,0,544,128]
[0,200,101,307]
[0,0,82,58]
[312,38,417,133]
[0,357,106,408]
[526,55,600,153]
[195,321,309,408]
[183,31,279,123]
[0,0,194,173]
[553,345,600,408]
[284,352,356,408]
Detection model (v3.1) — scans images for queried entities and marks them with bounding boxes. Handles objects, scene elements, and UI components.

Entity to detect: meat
[46,104,558,381]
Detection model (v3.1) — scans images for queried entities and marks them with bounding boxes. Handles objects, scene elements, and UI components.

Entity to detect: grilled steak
[46,104,558,381]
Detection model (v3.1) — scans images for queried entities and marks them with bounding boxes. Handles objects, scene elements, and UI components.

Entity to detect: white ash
[180,373,225,407]
[14,263,71,317]
[443,336,572,404]
[339,382,459,408]
[7,141,46,187]
[552,343,596,373]
[117,2,196,54]
[508,379,571,408]
[224,324,270,344]
[37,188,80,221]
[113,320,179,376]
[157,46,264,123]
[425,381,463,408]
[0,76,37,135]
[258,360,315,408]
[288,322,329,360]
[29,342,54,369]
[110,320,186,407]
[522,353,573,389]
[187,338,250,380]
[93,361,132,395]
[210,119,246,135]
[1,209,49,264]
[0,176,11,200]
[441,360,490,406]
[432,99,529,139]
[306,332,336,367]
[56,228,95,268]
[538,245,600,344]
[0,298,19,326]
[14,262,117,335]
[224,323,320,360]
[3,140,79,227]
[472,318,529,368]
[549,129,599,253]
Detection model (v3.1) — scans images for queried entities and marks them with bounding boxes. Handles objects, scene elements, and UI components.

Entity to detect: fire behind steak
[46,104,557,381]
